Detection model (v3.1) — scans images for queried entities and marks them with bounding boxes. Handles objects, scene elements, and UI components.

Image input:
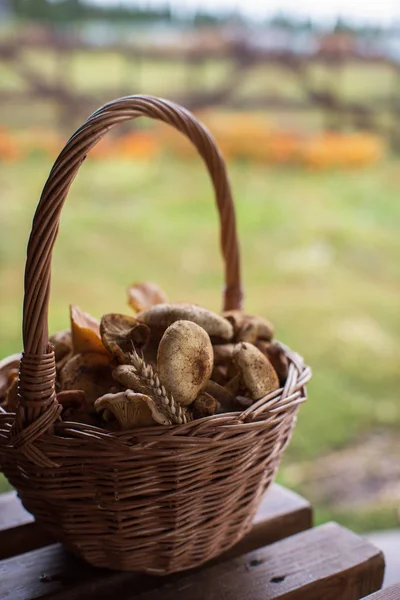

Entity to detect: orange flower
[113,131,160,160]
[0,127,20,162]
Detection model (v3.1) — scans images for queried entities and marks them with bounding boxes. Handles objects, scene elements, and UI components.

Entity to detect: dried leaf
[128,281,168,313]
[70,305,108,356]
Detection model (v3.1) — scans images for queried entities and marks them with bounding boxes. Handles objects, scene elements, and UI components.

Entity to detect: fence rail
[2,35,400,148]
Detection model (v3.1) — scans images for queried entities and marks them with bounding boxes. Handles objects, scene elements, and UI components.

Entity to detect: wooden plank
[135,523,385,600]
[0,522,55,561]
[362,584,400,599]
[220,484,312,561]
[0,483,312,560]
[0,493,55,560]
[0,523,384,600]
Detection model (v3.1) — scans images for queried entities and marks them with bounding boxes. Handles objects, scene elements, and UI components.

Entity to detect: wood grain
[135,523,385,600]
[362,584,400,599]
[219,484,312,561]
[0,483,312,561]
[0,522,384,600]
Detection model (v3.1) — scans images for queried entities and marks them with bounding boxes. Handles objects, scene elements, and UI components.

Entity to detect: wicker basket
[0,95,311,575]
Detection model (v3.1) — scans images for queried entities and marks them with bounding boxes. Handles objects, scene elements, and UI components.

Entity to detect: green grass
[0,153,399,526]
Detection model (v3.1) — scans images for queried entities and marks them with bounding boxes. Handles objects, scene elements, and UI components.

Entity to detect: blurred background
[0,0,399,536]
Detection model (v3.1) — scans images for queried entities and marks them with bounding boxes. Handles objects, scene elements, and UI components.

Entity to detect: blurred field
[0,151,399,531]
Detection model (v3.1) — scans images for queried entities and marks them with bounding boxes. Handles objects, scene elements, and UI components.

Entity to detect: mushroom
[112,364,142,391]
[49,330,73,375]
[192,392,219,419]
[0,353,21,404]
[2,373,19,412]
[128,281,168,313]
[233,342,279,400]
[236,318,259,344]
[50,330,72,362]
[100,313,150,362]
[223,311,274,344]
[70,305,108,356]
[234,395,253,409]
[56,389,101,425]
[256,340,289,385]
[204,380,238,411]
[113,356,193,425]
[212,344,237,366]
[59,352,116,408]
[94,390,170,429]
[211,364,228,386]
[157,320,213,406]
[138,303,233,341]
[57,389,88,416]
[225,373,241,396]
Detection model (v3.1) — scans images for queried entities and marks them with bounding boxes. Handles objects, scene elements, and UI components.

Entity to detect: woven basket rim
[0,345,311,453]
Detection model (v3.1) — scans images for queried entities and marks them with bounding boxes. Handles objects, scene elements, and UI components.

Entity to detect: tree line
[5,0,387,35]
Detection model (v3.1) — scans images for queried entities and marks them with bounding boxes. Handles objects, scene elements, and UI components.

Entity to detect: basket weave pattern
[0,96,311,574]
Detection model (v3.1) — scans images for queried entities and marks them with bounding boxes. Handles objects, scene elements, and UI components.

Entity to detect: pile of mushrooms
[0,281,288,431]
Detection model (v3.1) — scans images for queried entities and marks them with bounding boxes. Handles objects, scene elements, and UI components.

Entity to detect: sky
[96,0,400,26]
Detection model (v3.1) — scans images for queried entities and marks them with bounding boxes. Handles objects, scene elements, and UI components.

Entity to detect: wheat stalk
[127,350,192,425]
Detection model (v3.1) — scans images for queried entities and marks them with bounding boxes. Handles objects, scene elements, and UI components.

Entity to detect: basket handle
[18,95,242,429]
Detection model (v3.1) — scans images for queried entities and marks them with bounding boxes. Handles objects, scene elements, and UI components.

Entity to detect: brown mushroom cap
[225,373,241,396]
[128,281,168,313]
[0,353,21,401]
[211,364,229,386]
[192,392,218,419]
[57,389,87,409]
[157,320,213,406]
[204,380,243,412]
[212,344,237,365]
[112,364,142,391]
[204,380,235,407]
[255,317,275,341]
[59,352,115,408]
[256,340,289,385]
[57,389,89,421]
[222,311,274,343]
[233,342,279,400]
[95,390,170,429]
[49,331,72,363]
[3,376,18,412]
[100,313,150,361]
[138,303,233,341]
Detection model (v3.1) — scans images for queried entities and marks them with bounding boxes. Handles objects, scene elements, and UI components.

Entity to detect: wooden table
[0,485,386,600]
